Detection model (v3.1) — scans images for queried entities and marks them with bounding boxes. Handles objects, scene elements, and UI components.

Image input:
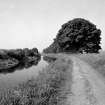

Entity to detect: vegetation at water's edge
[43,56,57,63]
[43,18,101,54]
[0,58,73,105]
[0,47,41,69]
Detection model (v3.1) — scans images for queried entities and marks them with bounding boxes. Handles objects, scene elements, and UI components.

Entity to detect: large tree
[43,18,101,53]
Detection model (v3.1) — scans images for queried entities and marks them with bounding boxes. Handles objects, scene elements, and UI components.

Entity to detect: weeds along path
[43,54,105,105]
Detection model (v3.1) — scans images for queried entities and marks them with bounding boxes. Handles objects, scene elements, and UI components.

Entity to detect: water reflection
[0,59,41,74]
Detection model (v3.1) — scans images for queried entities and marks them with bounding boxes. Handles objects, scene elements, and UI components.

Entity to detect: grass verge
[0,58,73,105]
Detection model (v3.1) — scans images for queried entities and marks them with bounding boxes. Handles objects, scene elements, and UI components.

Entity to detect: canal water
[0,56,48,90]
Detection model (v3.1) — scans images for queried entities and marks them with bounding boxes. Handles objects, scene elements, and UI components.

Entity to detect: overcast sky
[0,0,105,51]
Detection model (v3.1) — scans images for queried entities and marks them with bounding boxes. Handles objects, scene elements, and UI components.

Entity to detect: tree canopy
[43,18,101,53]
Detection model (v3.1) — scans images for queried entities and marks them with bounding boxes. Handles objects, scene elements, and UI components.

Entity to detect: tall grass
[0,59,73,105]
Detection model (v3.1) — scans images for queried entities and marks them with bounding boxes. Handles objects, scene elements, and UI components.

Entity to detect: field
[0,52,105,105]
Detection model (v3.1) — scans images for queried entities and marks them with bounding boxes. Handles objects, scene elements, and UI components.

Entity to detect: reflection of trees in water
[43,56,57,63]
[0,58,41,74]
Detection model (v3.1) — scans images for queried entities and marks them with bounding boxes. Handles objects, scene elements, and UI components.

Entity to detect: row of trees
[0,47,41,70]
[43,18,101,53]
[0,47,40,61]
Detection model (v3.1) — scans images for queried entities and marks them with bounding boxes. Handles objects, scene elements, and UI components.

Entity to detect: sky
[0,0,105,51]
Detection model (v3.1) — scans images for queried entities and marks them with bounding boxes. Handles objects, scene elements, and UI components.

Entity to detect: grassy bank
[75,52,105,78]
[0,58,73,105]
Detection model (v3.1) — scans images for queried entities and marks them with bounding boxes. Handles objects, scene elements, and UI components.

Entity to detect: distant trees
[7,48,40,60]
[43,18,101,53]
[0,47,41,62]
[7,49,24,60]
[0,48,41,70]
[0,50,9,59]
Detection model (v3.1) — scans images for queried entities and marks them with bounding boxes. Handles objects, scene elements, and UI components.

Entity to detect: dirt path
[66,56,105,105]
[42,54,105,104]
